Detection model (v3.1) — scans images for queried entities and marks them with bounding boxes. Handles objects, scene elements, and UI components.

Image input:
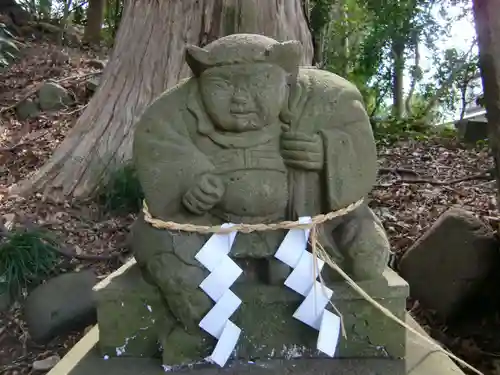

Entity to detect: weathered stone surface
[127,36,392,362]
[95,260,408,364]
[37,81,73,111]
[96,33,400,367]
[454,118,489,144]
[46,316,466,375]
[399,208,498,318]
[25,270,98,343]
[94,261,171,359]
[16,98,40,120]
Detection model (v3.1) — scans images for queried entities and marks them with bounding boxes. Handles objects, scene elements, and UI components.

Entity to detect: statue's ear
[265,41,302,79]
[185,45,212,76]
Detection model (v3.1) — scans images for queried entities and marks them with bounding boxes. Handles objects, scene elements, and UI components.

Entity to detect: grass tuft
[0,228,59,297]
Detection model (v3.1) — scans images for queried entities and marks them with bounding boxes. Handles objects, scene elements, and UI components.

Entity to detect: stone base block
[94,259,408,364]
[93,260,167,359]
[47,317,466,375]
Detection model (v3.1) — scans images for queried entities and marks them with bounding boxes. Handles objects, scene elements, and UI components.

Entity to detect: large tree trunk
[83,0,105,45]
[472,0,500,212]
[12,0,313,200]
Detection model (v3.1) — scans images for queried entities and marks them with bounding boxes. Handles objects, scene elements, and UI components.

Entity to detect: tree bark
[83,0,105,45]
[404,35,420,116]
[391,38,405,119]
[12,0,313,200]
[472,0,500,213]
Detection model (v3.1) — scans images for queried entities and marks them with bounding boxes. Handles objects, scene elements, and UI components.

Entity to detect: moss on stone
[95,262,408,365]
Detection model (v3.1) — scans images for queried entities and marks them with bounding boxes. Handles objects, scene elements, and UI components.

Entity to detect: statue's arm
[320,85,378,210]
[133,98,215,219]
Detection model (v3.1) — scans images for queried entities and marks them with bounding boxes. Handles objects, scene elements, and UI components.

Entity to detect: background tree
[12,0,313,200]
[308,0,478,124]
[102,0,123,44]
[472,0,500,211]
[83,0,105,45]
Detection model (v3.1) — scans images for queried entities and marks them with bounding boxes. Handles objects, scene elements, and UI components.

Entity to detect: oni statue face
[199,63,288,132]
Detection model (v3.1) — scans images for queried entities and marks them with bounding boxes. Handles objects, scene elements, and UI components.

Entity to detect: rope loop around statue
[142,198,364,233]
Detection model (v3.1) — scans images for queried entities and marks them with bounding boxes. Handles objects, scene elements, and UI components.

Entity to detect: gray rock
[86,59,106,69]
[49,50,70,66]
[15,98,40,120]
[32,355,61,371]
[86,75,100,92]
[399,208,498,318]
[37,81,73,111]
[455,118,489,144]
[25,270,98,343]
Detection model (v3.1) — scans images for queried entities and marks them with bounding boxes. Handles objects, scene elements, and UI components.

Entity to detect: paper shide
[195,219,341,367]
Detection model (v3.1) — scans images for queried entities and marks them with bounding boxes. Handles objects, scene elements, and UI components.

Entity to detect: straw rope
[142,198,364,233]
[142,199,483,375]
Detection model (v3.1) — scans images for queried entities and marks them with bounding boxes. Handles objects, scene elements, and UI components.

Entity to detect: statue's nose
[231,88,249,105]
[232,95,246,104]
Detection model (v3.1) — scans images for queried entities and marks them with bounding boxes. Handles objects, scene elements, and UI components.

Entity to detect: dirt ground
[1,33,500,375]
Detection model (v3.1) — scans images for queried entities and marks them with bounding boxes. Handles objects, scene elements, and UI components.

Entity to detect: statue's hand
[182,174,225,215]
[280,132,324,171]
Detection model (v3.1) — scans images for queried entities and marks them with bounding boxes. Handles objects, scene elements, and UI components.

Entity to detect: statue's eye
[207,78,230,89]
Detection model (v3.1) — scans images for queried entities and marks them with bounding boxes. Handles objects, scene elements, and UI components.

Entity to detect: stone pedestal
[93,261,167,359]
[46,321,467,375]
[94,259,408,364]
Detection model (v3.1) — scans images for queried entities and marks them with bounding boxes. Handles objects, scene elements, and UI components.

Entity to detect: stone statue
[100,34,403,365]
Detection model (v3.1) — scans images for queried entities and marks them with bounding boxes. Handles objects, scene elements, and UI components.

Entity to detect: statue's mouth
[230,108,256,115]
[232,114,253,119]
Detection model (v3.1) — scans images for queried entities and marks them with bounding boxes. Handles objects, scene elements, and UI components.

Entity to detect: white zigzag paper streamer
[195,223,243,367]
[274,216,342,357]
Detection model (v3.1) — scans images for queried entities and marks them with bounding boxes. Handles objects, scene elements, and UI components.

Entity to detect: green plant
[0,228,59,297]
[102,0,123,46]
[0,23,19,68]
[97,164,144,215]
[372,116,458,146]
[434,125,458,139]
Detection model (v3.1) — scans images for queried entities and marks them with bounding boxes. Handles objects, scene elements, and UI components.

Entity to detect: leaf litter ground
[0,38,499,375]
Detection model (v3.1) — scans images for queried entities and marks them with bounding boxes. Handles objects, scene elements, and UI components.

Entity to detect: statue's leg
[331,203,390,280]
[231,229,290,285]
[267,258,291,284]
[132,217,212,331]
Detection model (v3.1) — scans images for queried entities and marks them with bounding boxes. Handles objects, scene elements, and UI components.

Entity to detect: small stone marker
[399,208,498,318]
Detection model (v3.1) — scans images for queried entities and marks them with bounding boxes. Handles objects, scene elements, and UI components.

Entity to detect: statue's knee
[266,258,291,285]
[131,217,175,265]
[145,253,211,331]
[333,205,390,280]
[348,227,390,279]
